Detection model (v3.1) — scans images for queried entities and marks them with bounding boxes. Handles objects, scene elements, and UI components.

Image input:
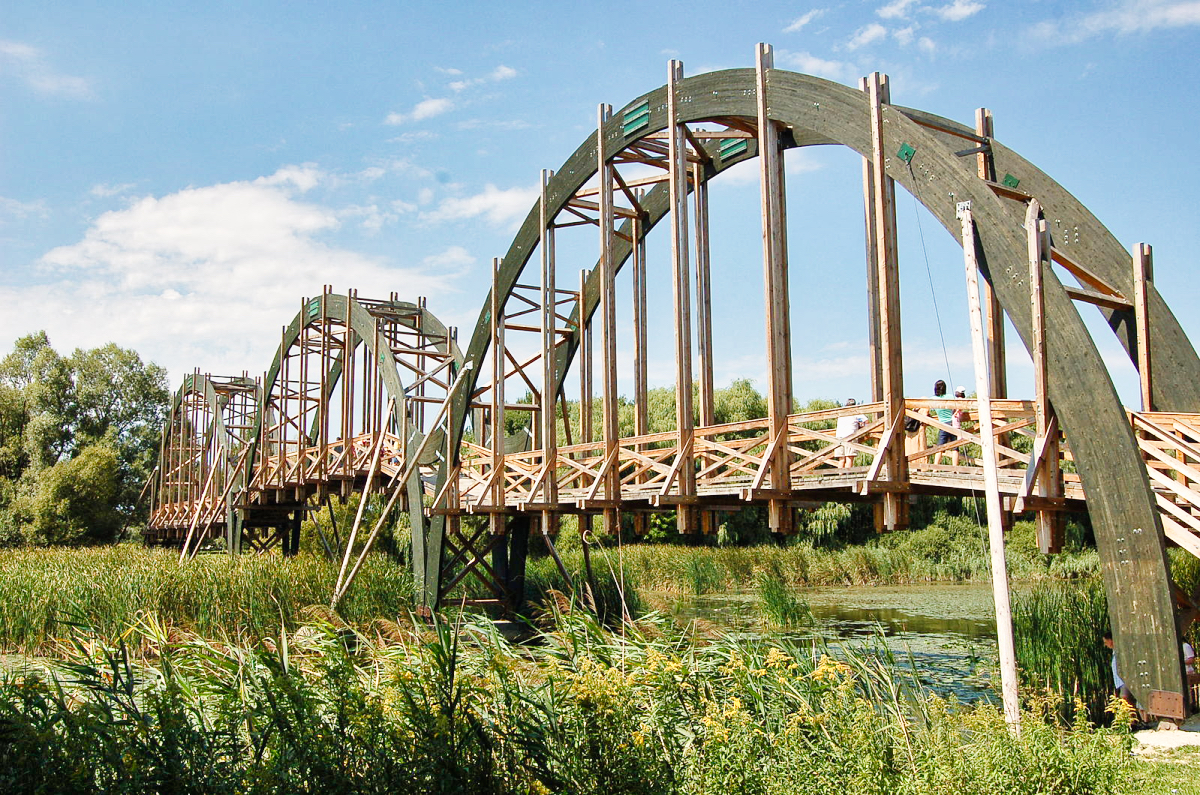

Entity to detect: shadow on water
[667,583,1002,703]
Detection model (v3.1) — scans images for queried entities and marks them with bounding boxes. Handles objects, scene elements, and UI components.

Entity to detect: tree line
[0,332,168,546]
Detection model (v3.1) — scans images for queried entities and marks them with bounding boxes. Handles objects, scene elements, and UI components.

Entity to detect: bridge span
[148,46,1200,718]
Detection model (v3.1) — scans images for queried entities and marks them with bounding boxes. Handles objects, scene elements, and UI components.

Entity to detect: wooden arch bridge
[148,45,1200,718]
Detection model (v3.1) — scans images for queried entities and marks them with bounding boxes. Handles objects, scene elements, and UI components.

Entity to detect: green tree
[0,333,168,545]
[10,445,123,545]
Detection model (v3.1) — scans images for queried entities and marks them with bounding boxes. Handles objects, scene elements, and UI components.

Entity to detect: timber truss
[149,45,1200,718]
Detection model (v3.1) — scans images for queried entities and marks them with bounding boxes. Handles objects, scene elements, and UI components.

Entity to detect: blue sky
[3,1,1199,408]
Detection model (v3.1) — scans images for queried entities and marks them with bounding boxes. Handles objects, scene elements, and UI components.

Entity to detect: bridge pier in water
[147,46,1200,720]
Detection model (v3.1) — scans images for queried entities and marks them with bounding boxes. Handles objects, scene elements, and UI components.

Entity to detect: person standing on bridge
[836,398,867,469]
[929,380,955,464]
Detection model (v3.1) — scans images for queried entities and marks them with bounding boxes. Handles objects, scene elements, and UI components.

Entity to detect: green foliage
[0,546,413,653]
[755,562,812,627]
[9,444,123,545]
[1012,578,1111,724]
[0,611,1146,794]
[0,332,168,545]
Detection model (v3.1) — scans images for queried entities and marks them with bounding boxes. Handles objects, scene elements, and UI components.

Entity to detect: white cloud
[90,182,137,198]
[784,9,826,32]
[455,118,532,131]
[0,196,48,220]
[388,130,439,145]
[846,23,889,49]
[422,245,475,274]
[893,25,917,44]
[434,66,463,75]
[934,0,984,21]
[448,64,519,92]
[0,39,92,98]
[785,149,825,175]
[918,36,937,53]
[385,97,454,125]
[419,183,539,228]
[878,0,919,19]
[1034,0,1200,42]
[6,166,455,381]
[778,50,857,82]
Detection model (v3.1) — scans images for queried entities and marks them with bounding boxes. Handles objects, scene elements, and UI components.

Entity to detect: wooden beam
[1027,202,1063,553]
[758,43,793,534]
[867,71,907,531]
[598,104,621,534]
[669,59,697,533]
[539,168,559,537]
[975,108,1007,400]
[861,77,883,403]
[694,161,715,428]
[959,200,1021,734]
[632,188,649,537]
[490,257,506,535]
[1134,243,1154,412]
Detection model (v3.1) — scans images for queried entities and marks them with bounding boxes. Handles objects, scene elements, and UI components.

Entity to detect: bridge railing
[453,398,1091,511]
[1132,411,1200,558]
[248,431,407,497]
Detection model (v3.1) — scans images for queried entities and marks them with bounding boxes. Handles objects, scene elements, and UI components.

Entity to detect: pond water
[661,582,1006,703]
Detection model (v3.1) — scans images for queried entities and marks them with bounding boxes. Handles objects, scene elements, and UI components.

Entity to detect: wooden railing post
[758,43,794,534]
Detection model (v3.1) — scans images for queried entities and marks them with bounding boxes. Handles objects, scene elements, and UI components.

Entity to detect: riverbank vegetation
[0,608,1163,795]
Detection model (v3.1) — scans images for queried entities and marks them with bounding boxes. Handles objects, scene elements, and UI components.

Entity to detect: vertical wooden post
[598,104,621,535]
[975,108,1007,400]
[693,162,715,428]
[693,161,716,535]
[579,267,594,544]
[1027,201,1063,553]
[1134,243,1154,412]
[860,76,884,403]
[959,201,1022,733]
[490,257,506,537]
[867,71,907,531]
[668,58,697,533]
[579,268,593,445]
[632,190,649,536]
[757,43,794,534]
[540,168,559,537]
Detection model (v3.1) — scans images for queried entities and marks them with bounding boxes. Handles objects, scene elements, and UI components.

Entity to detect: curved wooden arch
[445,62,1196,706]
[149,372,257,549]
[245,291,462,564]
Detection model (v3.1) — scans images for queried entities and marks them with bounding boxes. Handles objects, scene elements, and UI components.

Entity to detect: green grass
[1012,578,1112,724]
[0,610,1157,794]
[0,545,413,653]
[755,563,812,627]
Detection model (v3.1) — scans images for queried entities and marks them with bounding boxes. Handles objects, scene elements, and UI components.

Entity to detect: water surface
[664,582,1005,702]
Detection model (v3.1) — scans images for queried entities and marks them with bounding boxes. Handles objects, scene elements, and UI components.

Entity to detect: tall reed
[0,610,1145,794]
[1011,577,1111,724]
[0,546,412,653]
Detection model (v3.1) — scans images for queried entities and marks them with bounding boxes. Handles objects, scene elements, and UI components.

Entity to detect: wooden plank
[861,76,883,402]
[960,201,1021,732]
[597,104,621,533]
[1134,243,1154,412]
[868,71,907,531]
[694,162,715,427]
[668,59,697,532]
[758,44,793,533]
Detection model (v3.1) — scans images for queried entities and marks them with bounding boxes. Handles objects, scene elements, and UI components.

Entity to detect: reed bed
[0,546,413,653]
[0,609,1148,794]
[1012,578,1113,725]
[541,522,1098,597]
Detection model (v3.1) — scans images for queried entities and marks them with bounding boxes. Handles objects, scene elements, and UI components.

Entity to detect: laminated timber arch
[148,372,258,550]
[242,289,463,578]
[442,50,1200,713]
